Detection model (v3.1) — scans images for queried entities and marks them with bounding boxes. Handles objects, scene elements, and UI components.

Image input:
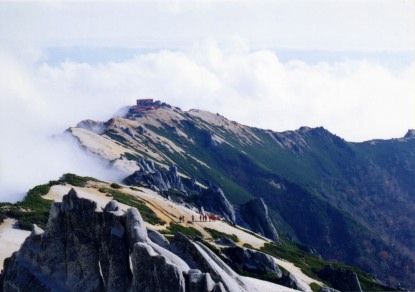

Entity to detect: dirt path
[125,188,270,247]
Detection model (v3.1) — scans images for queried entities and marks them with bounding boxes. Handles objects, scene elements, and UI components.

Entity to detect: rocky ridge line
[0,189,296,292]
[0,189,227,291]
[124,158,279,241]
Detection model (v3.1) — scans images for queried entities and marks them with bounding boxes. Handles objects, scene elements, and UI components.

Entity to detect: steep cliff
[236,198,279,242]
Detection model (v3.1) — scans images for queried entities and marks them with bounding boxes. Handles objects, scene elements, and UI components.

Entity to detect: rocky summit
[1,189,309,292]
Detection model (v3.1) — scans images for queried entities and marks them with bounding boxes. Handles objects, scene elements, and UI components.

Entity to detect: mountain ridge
[67,101,414,288]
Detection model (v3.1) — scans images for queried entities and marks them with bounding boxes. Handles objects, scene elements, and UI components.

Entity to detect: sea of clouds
[1,41,414,201]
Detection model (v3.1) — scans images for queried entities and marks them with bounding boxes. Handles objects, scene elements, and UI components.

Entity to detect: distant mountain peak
[404,129,415,139]
[298,126,330,136]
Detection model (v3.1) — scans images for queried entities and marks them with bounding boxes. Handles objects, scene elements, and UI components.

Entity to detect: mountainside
[67,101,415,289]
[2,176,394,291]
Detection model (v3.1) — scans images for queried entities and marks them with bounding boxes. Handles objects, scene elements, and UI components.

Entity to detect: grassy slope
[69,109,414,288]
[162,117,411,287]
[167,121,415,288]
[260,240,396,291]
[1,183,57,230]
[98,186,165,225]
[1,174,165,229]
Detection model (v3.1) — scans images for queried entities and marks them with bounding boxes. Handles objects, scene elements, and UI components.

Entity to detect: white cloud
[0,51,127,202]
[1,41,414,201]
[4,41,414,140]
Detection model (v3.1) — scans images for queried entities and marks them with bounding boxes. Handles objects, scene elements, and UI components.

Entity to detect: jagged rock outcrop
[220,246,309,292]
[221,246,282,277]
[0,189,232,292]
[236,198,279,242]
[122,127,136,138]
[136,125,147,135]
[277,273,309,292]
[125,159,236,223]
[76,119,106,134]
[213,237,238,247]
[169,233,247,292]
[184,269,219,292]
[187,188,236,223]
[317,265,362,292]
[404,129,415,139]
[272,130,311,153]
[148,228,171,248]
[132,243,185,292]
[124,159,187,194]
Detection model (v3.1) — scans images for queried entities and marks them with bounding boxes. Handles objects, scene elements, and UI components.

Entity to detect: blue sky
[0,0,414,200]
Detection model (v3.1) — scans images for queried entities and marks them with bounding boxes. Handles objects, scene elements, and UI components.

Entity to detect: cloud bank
[1,42,414,201]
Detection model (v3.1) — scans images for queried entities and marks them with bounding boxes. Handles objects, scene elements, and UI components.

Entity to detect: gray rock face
[278,273,309,292]
[189,188,236,223]
[236,198,279,242]
[125,159,236,224]
[76,119,106,134]
[132,243,185,292]
[0,189,236,292]
[170,233,247,292]
[1,225,53,292]
[136,125,147,135]
[219,246,309,291]
[404,129,415,139]
[185,269,216,292]
[317,265,362,292]
[148,228,170,248]
[124,159,187,194]
[213,237,238,247]
[221,246,282,277]
[122,127,136,138]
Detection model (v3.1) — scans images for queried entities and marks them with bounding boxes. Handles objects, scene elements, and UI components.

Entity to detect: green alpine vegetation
[163,223,203,237]
[97,187,165,225]
[67,104,415,289]
[204,227,239,242]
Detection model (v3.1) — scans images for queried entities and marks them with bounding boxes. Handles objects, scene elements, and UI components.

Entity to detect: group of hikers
[178,214,221,223]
